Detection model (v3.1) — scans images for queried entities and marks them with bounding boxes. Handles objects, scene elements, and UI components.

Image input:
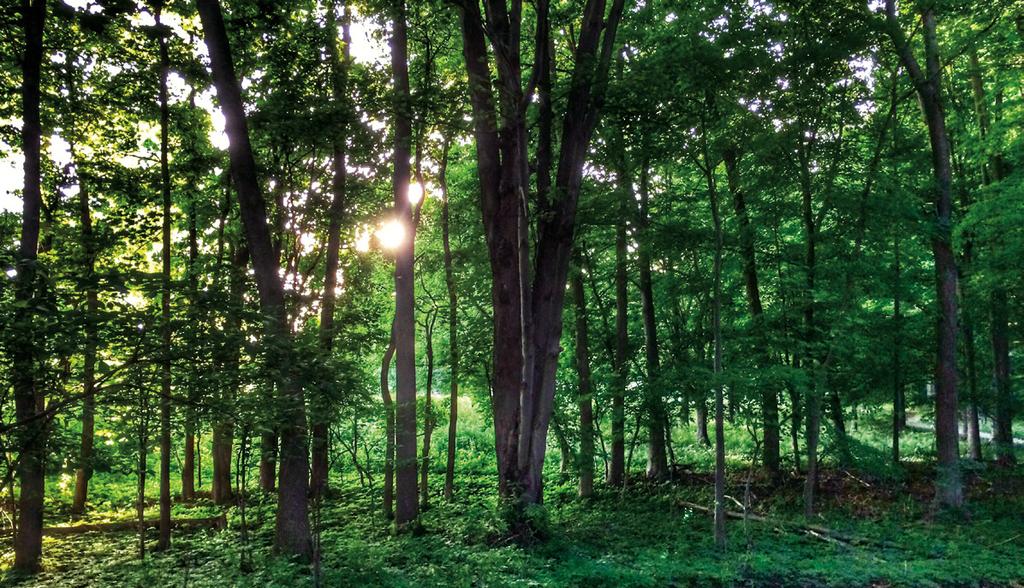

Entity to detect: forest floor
[3,412,1024,587]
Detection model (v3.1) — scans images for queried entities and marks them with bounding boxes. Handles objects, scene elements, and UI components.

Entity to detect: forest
[0,0,1022,585]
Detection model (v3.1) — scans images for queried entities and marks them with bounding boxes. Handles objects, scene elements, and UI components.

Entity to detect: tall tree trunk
[572,263,595,498]
[182,422,195,500]
[135,366,149,561]
[799,135,821,518]
[213,243,244,505]
[886,0,962,507]
[954,140,982,463]
[705,145,727,549]
[312,0,352,500]
[156,3,173,549]
[440,144,459,501]
[12,0,46,573]
[72,154,98,517]
[892,231,903,465]
[185,129,202,502]
[610,171,628,486]
[991,288,1014,465]
[381,326,396,520]
[637,164,668,480]
[420,312,436,510]
[723,147,779,480]
[197,0,311,557]
[210,185,235,505]
[389,0,418,528]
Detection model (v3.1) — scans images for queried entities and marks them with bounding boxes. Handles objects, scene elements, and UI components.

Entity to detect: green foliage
[4,408,1024,587]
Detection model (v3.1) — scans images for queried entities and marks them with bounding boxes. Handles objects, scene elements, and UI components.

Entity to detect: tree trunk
[610,172,628,486]
[156,3,173,549]
[991,288,1014,465]
[705,147,726,549]
[799,134,821,518]
[381,326,396,520]
[892,231,903,465]
[420,312,436,510]
[197,0,311,557]
[886,0,962,507]
[389,0,418,529]
[259,431,277,492]
[967,48,1012,466]
[12,0,46,573]
[637,164,668,481]
[723,148,779,480]
[312,0,352,500]
[572,264,595,498]
[182,421,196,500]
[440,144,459,501]
[212,232,243,506]
[135,371,149,561]
[696,401,711,447]
[72,152,98,517]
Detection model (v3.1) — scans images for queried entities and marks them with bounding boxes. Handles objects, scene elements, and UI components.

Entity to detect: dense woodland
[0,0,1022,585]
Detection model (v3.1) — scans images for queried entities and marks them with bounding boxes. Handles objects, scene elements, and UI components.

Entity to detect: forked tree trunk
[456,0,625,517]
[197,0,311,558]
[886,0,962,508]
[13,0,46,573]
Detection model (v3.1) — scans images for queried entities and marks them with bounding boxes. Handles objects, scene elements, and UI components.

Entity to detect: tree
[12,0,47,573]
[389,0,418,529]
[884,0,962,508]
[196,0,312,558]
[155,0,173,550]
[454,0,626,520]
[571,260,595,498]
[312,0,353,501]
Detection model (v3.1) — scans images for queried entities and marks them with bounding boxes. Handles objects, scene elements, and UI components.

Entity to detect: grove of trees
[0,0,1021,584]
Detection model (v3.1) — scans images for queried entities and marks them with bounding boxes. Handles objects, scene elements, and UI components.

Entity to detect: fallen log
[678,500,899,549]
[1,514,227,537]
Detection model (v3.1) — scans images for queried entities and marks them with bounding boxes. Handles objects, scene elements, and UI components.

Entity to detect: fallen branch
[678,500,899,549]
[1,514,227,537]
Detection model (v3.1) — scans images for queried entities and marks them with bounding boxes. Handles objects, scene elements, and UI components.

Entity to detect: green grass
[3,407,1024,587]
